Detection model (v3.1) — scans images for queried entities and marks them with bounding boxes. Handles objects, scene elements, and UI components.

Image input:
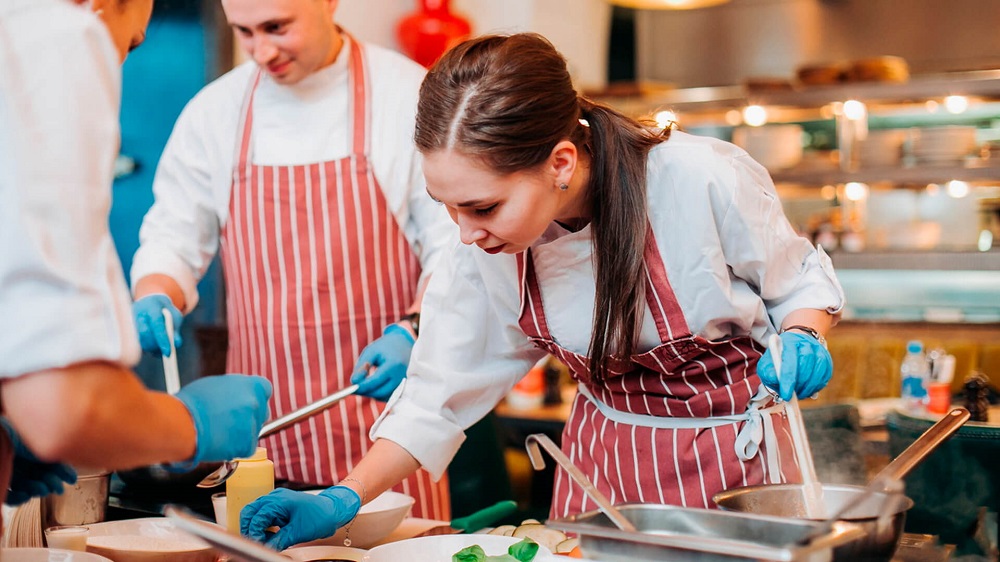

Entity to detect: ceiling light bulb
[944,95,969,114]
[742,105,768,127]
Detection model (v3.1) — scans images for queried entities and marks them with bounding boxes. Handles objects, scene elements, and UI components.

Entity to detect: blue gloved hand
[757,331,833,401]
[1,417,77,506]
[171,375,273,471]
[241,486,361,551]
[133,293,183,357]
[350,324,414,402]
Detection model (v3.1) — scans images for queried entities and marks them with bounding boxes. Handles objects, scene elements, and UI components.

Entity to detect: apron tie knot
[734,384,784,483]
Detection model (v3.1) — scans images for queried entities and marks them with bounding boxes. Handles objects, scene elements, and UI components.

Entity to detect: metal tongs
[196,384,359,488]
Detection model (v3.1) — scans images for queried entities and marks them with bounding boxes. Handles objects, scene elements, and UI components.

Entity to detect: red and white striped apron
[220,38,449,520]
[516,225,798,518]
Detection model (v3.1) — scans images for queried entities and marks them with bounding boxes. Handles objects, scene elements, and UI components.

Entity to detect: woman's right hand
[240,486,362,551]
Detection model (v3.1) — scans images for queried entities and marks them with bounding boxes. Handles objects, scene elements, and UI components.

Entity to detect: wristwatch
[781,325,827,348]
[400,312,420,338]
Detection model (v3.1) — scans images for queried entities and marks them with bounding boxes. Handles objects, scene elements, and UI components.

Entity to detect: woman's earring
[558,183,569,191]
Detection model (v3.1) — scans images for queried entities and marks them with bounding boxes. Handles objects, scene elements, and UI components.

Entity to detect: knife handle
[451,500,518,533]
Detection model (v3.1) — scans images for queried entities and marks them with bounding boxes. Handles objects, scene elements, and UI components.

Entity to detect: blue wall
[111,14,223,388]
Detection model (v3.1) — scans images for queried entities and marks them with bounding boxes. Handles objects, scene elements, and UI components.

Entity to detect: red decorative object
[396,0,472,68]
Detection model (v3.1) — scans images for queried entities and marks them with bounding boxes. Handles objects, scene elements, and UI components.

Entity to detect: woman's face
[93,0,153,63]
[423,146,582,255]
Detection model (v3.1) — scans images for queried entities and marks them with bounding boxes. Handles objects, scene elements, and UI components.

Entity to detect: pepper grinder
[962,372,990,422]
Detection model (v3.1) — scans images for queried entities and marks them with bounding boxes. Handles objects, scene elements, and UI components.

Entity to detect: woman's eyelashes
[474,204,498,216]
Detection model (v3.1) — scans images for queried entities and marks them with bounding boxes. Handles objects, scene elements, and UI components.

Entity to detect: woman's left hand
[757,331,832,401]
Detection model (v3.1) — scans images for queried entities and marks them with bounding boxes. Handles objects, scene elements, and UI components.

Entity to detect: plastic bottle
[900,340,929,412]
[225,447,274,533]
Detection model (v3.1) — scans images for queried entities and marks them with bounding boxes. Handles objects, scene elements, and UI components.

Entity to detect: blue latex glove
[757,331,833,401]
[171,375,273,471]
[1,417,77,506]
[133,293,183,357]
[241,486,361,551]
[350,324,414,401]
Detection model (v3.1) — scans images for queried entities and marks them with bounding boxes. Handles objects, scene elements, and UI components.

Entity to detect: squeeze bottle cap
[906,340,923,354]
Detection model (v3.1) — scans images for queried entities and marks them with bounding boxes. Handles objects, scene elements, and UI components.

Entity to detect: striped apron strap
[576,383,786,483]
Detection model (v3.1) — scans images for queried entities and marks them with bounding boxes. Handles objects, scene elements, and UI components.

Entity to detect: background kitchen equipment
[713,407,971,561]
[524,433,863,561]
[551,503,864,562]
[731,124,804,171]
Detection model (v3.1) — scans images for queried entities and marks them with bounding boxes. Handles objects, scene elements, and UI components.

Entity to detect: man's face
[222,0,340,85]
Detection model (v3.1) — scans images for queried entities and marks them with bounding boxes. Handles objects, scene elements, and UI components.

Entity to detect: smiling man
[128,0,454,521]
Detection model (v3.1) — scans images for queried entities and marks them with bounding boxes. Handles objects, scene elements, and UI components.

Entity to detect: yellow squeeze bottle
[225,447,274,533]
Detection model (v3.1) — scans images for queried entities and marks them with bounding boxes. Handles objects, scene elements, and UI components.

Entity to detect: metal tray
[547,503,865,562]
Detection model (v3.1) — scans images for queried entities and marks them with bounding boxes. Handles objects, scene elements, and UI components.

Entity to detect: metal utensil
[413,500,518,537]
[162,310,181,395]
[768,334,825,518]
[714,407,971,560]
[196,384,360,488]
[525,433,637,532]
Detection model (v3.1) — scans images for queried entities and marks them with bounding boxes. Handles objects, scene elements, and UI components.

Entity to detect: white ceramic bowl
[362,535,557,562]
[84,518,215,562]
[4,548,114,562]
[297,490,413,549]
[216,489,414,549]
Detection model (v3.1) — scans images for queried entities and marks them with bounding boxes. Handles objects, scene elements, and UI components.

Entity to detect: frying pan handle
[873,407,970,483]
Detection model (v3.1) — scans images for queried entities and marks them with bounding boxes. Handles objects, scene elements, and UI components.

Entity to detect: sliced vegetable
[487,525,517,537]
[555,537,580,554]
[451,538,539,562]
[511,524,567,552]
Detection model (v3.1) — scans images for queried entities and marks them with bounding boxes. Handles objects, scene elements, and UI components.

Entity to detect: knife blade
[414,500,518,537]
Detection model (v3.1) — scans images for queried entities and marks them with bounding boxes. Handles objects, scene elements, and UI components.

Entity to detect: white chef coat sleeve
[130,93,230,313]
[0,4,140,377]
[369,245,545,480]
[715,151,845,329]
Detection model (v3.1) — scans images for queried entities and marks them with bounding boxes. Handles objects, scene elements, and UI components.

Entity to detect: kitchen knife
[414,500,518,537]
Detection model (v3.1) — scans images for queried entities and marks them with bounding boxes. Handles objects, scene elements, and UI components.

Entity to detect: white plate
[362,535,558,562]
[4,548,113,562]
[282,545,367,561]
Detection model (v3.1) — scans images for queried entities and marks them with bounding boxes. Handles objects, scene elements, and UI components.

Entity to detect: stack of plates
[2,498,43,548]
[857,129,908,168]
[912,125,977,165]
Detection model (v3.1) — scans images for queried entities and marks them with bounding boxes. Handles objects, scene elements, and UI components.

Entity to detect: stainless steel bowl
[42,470,110,528]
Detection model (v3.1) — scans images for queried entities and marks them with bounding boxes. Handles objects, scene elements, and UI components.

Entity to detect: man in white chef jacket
[129,0,455,519]
[0,0,272,514]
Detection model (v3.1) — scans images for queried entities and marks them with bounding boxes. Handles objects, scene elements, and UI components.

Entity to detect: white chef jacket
[372,131,845,479]
[131,36,454,311]
[0,0,140,379]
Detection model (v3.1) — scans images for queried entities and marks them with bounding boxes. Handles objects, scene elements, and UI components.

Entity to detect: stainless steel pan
[713,407,970,561]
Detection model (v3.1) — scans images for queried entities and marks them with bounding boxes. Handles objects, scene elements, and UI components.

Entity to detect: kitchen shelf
[828,250,1000,271]
[771,160,1000,186]
[596,70,1000,114]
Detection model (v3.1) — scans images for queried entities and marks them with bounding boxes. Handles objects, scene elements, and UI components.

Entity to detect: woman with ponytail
[242,32,845,545]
